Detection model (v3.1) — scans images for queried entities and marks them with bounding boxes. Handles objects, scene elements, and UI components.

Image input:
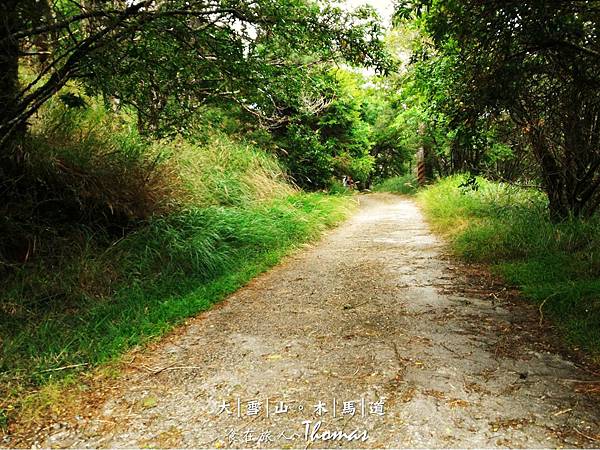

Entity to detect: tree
[0,1,28,147]
[0,0,390,150]
[399,0,600,219]
[271,69,377,188]
[362,85,422,180]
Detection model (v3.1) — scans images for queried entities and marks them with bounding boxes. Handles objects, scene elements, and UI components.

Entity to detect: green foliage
[327,179,352,195]
[0,100,181,270]
[362,85,415,180]
[1,0,392,145]
[419,176,600,358]
[274,69,378,189]
[0,192,351,398]
[277,123,334,188]
[374,174,418,195]
[168,132,294,207]
[3,96,294,225]
[399,0,600,219]
[0,101,355,418]
[380,27,528,181]
[0,97,299,284]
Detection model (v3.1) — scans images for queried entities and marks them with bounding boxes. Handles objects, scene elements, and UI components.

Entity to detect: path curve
[20,194,600,448]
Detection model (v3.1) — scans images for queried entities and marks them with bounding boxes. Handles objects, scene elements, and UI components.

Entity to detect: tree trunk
[529,128,571,221]
[530,96,600,221]
[0,0,23,154]
[32,0,54,67]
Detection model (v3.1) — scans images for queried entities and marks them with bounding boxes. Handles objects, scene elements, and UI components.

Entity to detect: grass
[374,174,419,195]
[169,134,295,207]
[418,175,600,359]
[0,99,355,429]
[0,193,354,426]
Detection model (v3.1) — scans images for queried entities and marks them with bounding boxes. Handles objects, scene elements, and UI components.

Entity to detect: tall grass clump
[419,175,600,358]
[169,134,294,207]
[0,194,351,384]
[374,174,418,195]
[0,99,355,427]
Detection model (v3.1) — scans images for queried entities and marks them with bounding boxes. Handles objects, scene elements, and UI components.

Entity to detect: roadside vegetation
[418,176,600,360]
[374,174,418,195]
[375,171,600,359]
[0,0,398,429]
[373,2,600,363]
[0,98,355,428]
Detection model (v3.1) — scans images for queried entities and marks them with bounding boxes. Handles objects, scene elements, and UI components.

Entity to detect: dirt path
[16,194,600,448]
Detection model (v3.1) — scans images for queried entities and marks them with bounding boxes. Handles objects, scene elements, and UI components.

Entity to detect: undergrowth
[0,99,354,428]
[418,175,600,359]
[374,174,418,195]
[0,194,352,418]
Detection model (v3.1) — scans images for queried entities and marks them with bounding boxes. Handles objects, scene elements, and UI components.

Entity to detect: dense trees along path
[19,195,600,448]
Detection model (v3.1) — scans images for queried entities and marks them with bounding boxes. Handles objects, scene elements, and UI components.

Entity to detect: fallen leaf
[142,395,158,409]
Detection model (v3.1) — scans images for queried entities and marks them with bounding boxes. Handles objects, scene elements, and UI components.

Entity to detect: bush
[274,123,334,189]
[9,103,180,225]
[273,70,377,189]
[0,100,296,265]
[0,194,351,391]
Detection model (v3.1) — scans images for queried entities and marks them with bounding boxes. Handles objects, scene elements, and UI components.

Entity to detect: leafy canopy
[397,0,600,219]
[0,0,392,144]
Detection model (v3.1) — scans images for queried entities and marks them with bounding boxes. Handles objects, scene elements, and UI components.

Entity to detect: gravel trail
[17,194,600,448]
